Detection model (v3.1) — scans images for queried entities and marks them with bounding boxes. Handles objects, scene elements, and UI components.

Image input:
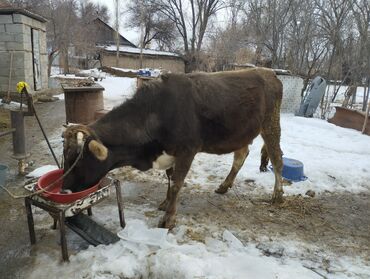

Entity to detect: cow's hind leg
[215,146,249,194]
[261,108,284,203]
[259,144,269,172]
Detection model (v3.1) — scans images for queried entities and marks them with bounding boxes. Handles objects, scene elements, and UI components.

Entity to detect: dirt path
[114,170,370,263]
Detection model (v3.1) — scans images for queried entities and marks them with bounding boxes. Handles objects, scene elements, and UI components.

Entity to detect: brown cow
[62,68,283,229]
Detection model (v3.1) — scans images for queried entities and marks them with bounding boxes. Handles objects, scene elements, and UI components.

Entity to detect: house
[94,18,185,73]
[62,18,185,73]
[98,45,185,73]
[0,2,48,96]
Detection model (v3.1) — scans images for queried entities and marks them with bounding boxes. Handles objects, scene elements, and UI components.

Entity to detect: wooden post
[362,101,370,134]
[115,0,119,67]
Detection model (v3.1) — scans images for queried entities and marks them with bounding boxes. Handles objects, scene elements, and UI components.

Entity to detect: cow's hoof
[215,185,229,194]
[158,200,168,211]
[271,192,284,204]
[158,214,176,229]
[259,166,268,172]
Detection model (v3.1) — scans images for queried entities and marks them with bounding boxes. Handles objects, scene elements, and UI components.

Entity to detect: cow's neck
[89,93,161,147]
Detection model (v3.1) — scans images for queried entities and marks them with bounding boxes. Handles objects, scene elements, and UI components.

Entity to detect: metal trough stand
[24,177,125,261]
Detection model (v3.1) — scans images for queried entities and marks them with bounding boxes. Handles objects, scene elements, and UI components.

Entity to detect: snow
[50,74,87,79]
[96,76,137,110]
[0,99,27,110]
[117,219,168,247]
[185,115,370,197]
[28,219,323,279]
[103,45,180,57]
[27,215,370,278]
[26,165,59,178]
[111,67,138,73]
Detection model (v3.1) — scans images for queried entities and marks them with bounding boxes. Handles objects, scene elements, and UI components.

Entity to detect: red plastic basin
[37,169,100,204]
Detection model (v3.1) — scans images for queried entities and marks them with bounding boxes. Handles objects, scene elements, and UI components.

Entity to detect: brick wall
[277,74,304,113]
[0,12,47,96]
[101,52,185,73]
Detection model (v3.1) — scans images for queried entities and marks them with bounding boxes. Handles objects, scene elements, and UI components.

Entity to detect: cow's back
[185,68,282,153]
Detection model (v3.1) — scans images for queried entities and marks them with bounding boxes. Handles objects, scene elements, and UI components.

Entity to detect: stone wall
[0,12,47,96]
[101,52,185,73]
[277,74,304,113]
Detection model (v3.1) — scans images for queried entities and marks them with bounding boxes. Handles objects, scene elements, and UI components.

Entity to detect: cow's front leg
[159,154,194,229]
[158,168,173,211]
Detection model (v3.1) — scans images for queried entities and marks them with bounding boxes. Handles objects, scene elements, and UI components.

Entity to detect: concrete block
[0,15,13,24]
[13,33,25,43]
[5,23,25,34]
[24,25,31,35]
[12,13,33,26]
[23,40,32,52]
[0,24,5,32]
[31,19,46,31]
[0,41,6,50]
[39,36,47,53]
[0,32,15,42]
[0,76,10,85]
[5,41,25,51]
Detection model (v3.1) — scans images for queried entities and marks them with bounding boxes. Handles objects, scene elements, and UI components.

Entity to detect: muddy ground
[0,100,369,278]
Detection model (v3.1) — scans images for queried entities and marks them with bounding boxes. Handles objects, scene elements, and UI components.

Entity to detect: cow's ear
[88,140,108,161]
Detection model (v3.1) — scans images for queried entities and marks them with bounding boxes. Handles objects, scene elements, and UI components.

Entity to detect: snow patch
[26,165,59,178]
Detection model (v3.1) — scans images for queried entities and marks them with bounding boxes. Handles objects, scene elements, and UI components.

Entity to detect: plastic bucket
[269,157,307,182]
[0,164,7,186]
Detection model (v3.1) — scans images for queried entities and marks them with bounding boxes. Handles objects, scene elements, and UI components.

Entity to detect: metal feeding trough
[271,157,307,182]
[24,173,125,261]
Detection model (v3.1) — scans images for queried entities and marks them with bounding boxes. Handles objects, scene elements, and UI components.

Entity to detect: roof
[93,18,136,48]
[0,7,47,22]
[102,45,181,58]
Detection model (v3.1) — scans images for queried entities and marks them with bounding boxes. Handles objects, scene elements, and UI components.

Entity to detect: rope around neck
[0,141,85,199]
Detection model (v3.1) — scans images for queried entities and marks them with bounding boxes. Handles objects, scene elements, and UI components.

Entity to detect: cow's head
[62,125,109,192]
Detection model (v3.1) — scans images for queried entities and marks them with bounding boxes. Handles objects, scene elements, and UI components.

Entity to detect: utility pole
[115,0,119,67]
[139,0,144,69]
[361,11,370,134]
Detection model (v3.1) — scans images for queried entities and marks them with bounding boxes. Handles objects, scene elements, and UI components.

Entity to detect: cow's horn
[161,73,169,81]
[77,132,84,146]
[88,140,108,161]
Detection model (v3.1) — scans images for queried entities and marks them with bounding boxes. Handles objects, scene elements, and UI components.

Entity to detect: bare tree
[350,0,370,110]
[244,0,296,68]
[157,0,225,72]
[126,0,177,50]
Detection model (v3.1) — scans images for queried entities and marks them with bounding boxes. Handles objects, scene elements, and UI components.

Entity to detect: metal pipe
[10,110,27,158]
[0,128,16,137]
